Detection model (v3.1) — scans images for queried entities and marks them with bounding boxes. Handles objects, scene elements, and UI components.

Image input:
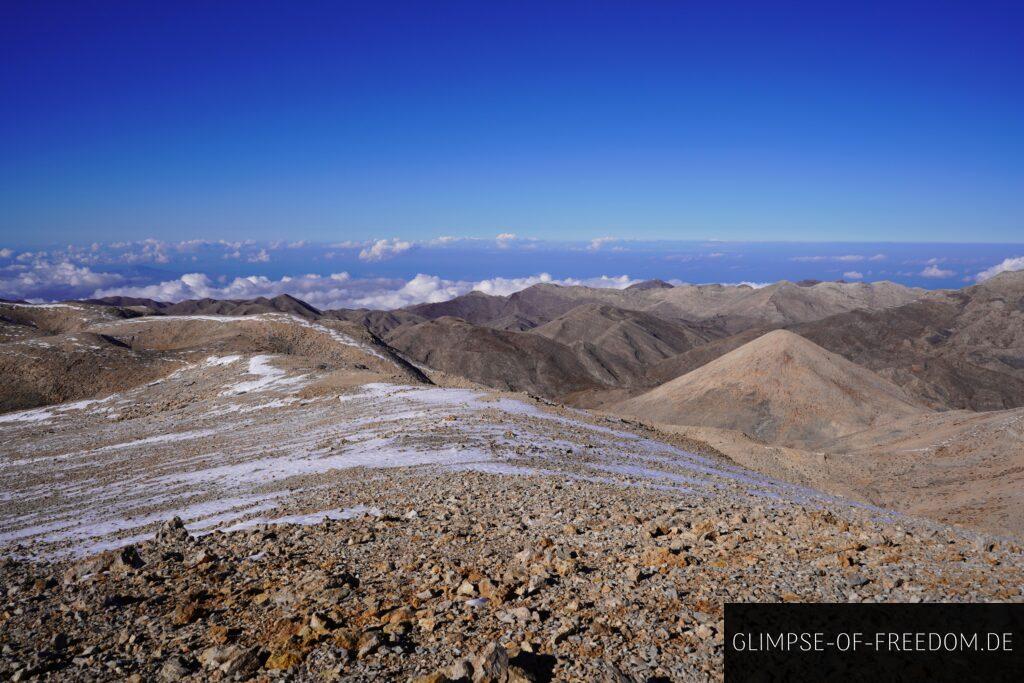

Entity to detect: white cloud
[843,271,864,280]
[247,249,270,263]
[472,273,635,297]
[587,236,616,251]
[0,260,123,300]
[975,256,1024,282]
[718,281,771,288]
[495,233,517,249]
[0,248,12,259]
[920,264,955,278]
[105,238,172,264]
[268,240,307,250]
[93,272,363,309]
[91,271,639,310]
[347,271,638,308]
[350,274,468,309]
[359,238,413,262]
[790,254,871,263]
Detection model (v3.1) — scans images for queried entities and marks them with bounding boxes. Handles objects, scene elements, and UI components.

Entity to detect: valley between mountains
[1,273,1022,681]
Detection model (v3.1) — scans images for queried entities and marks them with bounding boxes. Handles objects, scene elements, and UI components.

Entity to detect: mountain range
[3,271,1023,536]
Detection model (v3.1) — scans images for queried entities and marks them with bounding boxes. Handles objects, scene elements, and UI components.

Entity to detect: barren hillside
[792,270,1024,410]
[529,303,719,387]
[385,316,605,398]
[2,325,1021,681]
[385,279,924,335]
[614,330,929,448]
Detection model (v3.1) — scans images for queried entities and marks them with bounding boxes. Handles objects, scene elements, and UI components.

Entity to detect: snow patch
[0,407,55,424]
[205,354,241,367]
[221,355,307,395]
[91,429,221,454]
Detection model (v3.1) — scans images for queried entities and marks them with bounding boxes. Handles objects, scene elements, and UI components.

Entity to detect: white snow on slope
[0,372,892,558]
[221,355,307,395]
[205,354,241,367]
[0,407,56,424]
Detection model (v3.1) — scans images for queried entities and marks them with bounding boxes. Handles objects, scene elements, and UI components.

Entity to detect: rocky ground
[2,471,1022,682]
[2,343,1023,681]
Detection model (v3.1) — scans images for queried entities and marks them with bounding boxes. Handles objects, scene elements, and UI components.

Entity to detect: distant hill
[326,309,426,337]
[381,279,924,335]
[613,329,928,448]
[789,270,1024,410]
[164,293,322,319]
[385,316,604,398]
[637,272,1024,411]
[625,279,675,291]
[406,291,508,326]
[85,293,322,319]
[530,303,718,387]
[82,295,171,309]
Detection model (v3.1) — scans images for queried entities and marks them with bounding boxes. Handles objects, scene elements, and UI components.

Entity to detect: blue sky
[2,3,1023,306]
[2,1,1022,246]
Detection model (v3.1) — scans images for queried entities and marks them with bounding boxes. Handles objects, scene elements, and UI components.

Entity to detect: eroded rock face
[1,471,1021,682]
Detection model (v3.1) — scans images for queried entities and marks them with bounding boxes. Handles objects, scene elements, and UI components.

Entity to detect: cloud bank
[3,238,1010,305]
[975,256,1024,282]
[790,254,886,263]
[0,258,124,301]
[91,271,639,310]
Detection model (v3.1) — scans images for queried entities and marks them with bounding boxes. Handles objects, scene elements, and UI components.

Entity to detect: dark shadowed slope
[385,316,605,398]
[530,303,720,387]
[625,279,675,291]
[164,294,322,318]
[642,327,770,387]
[405,291,510,325]
[82,293,323,319]
[791,270,1024,410]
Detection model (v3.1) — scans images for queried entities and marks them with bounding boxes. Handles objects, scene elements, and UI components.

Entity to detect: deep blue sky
[2,1,1022,245]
